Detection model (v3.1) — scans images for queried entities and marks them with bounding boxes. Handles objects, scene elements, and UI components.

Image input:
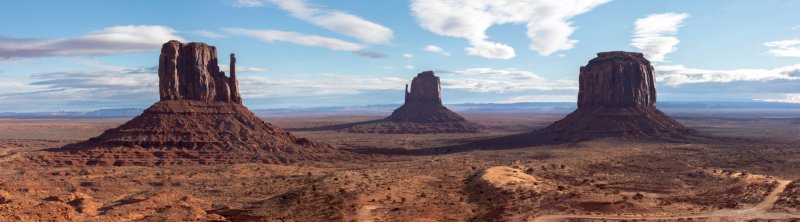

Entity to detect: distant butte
[38,40,338,166]
[343,71,481,134]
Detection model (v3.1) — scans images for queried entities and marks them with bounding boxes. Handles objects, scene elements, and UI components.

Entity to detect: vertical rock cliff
[158,40,241,104]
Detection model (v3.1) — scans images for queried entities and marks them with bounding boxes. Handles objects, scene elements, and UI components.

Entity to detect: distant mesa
[542,51,695,140]
[38,40,337,166]
[342,71,481,134]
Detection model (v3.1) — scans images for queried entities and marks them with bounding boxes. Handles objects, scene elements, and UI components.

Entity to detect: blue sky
[0,0,799,111]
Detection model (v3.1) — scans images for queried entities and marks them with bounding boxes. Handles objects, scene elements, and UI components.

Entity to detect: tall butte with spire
[40,40,336,166]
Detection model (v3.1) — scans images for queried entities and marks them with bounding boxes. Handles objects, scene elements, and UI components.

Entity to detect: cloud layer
[235,0,393,44]
[0,25,184,58]
[764,39,800,58]
[224,28,363,51]
[656,64,800,86]
[410,0,610,59]
[631,12,689,62]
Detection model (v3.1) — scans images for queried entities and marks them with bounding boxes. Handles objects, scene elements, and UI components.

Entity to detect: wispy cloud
[503,95,576,103]
[631,12,689,62]
[352,50,387,58]
[219,64,270,73]
[234,0,393,44]
[755,93,800,103]
[237,74,407,98]
[403,53,413,58]
[656,64,800,86]
[440,68,577,93]
[764,39,800,58]
[410,0,610,59]
[448,68,545,81]
[424,45,451,56]
[224,28,363,51]
[231,0,266,7]
[0,25,184,58]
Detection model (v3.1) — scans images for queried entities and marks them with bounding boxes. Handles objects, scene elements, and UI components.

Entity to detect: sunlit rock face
[158,40,241,104]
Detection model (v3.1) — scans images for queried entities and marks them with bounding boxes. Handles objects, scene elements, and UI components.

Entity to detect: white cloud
[755,93,800,104]
[405,65,415,70]
[0,25,185,58]
[219,64,269,73]
[190,30,226,38]
[440,68,577,93]
[424,45,451,56]
[403,53,413,58]
[631,12,689,62]
[237,74,407,98]
[503,95,576,103]
[764,39,800,58]
[449,68,545,81]
[656,64,800,86]
[244,0,393,44]
[410,0,610,59]
[224,28,363,51]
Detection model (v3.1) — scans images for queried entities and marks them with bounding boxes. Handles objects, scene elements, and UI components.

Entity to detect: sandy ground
[0,112,799,221]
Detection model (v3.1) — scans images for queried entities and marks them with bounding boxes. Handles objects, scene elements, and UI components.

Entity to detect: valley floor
[0,112,799,221]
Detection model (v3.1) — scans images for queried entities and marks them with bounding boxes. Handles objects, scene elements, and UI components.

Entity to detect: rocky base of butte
[37,41,338,166]
[343,71,481,134]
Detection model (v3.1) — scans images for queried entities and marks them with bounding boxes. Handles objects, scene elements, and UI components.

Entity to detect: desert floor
[0,112,799,221]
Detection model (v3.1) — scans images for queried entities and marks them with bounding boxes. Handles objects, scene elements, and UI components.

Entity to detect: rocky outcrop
[386,71,469,123]
[158,40,241,104]
[41,40,338,166]
[543,51,693,140]
[343,71,481,134]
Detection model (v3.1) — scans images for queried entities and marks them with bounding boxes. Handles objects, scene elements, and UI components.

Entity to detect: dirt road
[534,179,799,221]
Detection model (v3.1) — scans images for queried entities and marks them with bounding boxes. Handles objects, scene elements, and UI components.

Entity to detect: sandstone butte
[344,71,481,134]
[543,51,695,140]
[38,40,337,166]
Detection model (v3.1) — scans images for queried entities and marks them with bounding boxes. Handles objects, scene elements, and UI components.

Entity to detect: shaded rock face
[404,71,442,105]
[43,40,336,166]
[158,40,241,104]
[577,51,656,108]
[543,51,693,140]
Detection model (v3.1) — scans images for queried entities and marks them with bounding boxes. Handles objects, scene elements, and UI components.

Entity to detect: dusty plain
[1,111,799,221]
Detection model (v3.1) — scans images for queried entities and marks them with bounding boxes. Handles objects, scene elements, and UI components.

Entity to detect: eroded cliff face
[577,51,656,108]
[404,71,442,105]
[542,51,693,140]
[158,40,241,104]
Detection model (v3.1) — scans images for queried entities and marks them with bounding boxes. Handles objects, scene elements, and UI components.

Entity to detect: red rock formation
[544,51,693,140]
[158,40,240,104]
[345,71,481,133]
[40,40,337,166]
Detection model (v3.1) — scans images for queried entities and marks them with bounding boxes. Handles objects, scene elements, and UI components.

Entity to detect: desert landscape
[1,46,799,221]
[2,1,800,221]
[1,110,800,221]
